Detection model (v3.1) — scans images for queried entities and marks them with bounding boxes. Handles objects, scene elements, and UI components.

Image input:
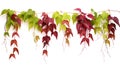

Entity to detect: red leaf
[74,8,81,13]
[42,35,51,44]
[113,17,120,27]
[108,33,115,39]
[10,39,18,47]
[49,23,56,32]
[13,47,19,55]
[38,19,42,25]
[11,14,21,26]
[89,33,93,40]
[9,53,16,59]
[65,28,73,37]
[79,30,86,37]
[11,14,17,21]
[51,31,58,39]
[49,18,54,23]
[108,15,120,27]
[62,20,70,27]
[87,14,94,20]
[80,37,86,44]
[85,38,89,46]
[12,31,19,37]
[81,37,89,46]
[108,23,116,30]
[42,49,48,56]
[111,28,115,34]
[42,26,48,34]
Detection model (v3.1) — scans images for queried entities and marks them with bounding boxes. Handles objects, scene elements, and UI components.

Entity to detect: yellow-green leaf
[72,13,78,24]
[4,31,9,37]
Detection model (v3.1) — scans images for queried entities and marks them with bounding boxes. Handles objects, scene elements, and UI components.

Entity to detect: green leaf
[52,11,60,18]
[103,34,108,40]
[55,15,62,25]
[59,24,66,31]
[91,9,97,18]
[28,21,34,30]
[4,31,9,37]
[18,11,26,21]
[72,13,78,24]
[94,27,102,34]
[7,10,14,16]
[101,11,109,19]
[1,9,9,15]
[62,12,71,21]
[5,20,12,31]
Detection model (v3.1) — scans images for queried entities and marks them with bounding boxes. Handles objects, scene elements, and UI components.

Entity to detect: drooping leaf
[66,38,70,46]
[12,31,19,37]
[49,23,56,32]
[42,49,48,56]
[10,39,18,47]
[105,39,110,46]
[11,14,21,26]
[62,20,70,27]
[4,31,9,37]
[42,35,51,45]
[13,47,19,55]
[34,35,40,43]
[62,13,71,21]
[1,9,9,15]
[51,31,58,39]
[59,24,66,31]
[65,28,73,37]
[108,33,115,39]
[9,53,15,59]
[89,33,93,40]
[87,14,94,20]
[74,8,81,13]
[72,13,78,24]
[81,37,90,46]
[113,17,120,27]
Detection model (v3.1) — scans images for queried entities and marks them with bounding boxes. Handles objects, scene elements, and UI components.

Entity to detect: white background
[0,0,120,67]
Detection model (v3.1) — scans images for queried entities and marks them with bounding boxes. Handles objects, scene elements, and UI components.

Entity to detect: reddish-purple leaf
[42,35,51,44]
[11,14,17,21]
[87,14,94,20]
[12,31,19,37]
[108,33,115,39]
[13,47,19,55]
[9,53,16,59]
[85,38,89,46]
[51,31,58,39]
[11,14,21,26]
[49,23,56,32]
[108,15,112,21]
[113,17,120,27]
[89,33,93,40]
[42,49,48,56]
[49,18,54,24]
[10,39,18,47]
[79,30,86,37]
[65,28,73,37]
[38,19,43,25]
[80,37,89,46]
[80,37,86,44]
[74,8,81,13]
[62,20,70,27]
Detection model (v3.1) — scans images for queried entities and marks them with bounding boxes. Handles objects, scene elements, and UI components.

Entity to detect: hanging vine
[1,9,21,59]
[52,11,73,46]
[1,8,120,59]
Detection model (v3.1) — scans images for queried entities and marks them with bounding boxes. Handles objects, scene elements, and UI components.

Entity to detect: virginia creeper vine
[1,8,120,59]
